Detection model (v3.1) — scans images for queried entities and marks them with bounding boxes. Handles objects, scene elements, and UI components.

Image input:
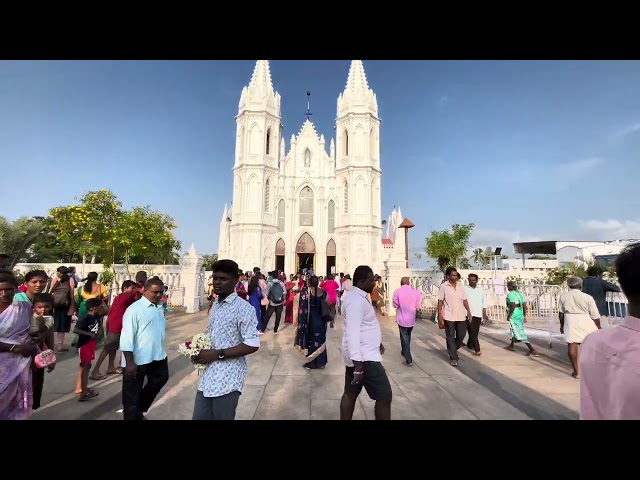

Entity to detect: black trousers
[263,304,284,332]
[398,325,413,364]
[444,320,467,361]
[466,316,482,353]
[122,357,169,420]
[32,366,45,410]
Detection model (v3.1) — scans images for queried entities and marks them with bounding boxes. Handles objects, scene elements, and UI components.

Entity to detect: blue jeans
[192,390,241,420]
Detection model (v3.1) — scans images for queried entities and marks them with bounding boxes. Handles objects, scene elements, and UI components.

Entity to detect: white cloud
[468,228,548,253]
[578,219,640,240]
[612,122,640,140]
[553,157,603,176]
[437,95,449,107]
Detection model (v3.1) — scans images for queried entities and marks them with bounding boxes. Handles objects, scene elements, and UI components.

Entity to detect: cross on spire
[305,91,313,120]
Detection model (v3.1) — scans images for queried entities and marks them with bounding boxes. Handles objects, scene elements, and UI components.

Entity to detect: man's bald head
[401,277,410,286]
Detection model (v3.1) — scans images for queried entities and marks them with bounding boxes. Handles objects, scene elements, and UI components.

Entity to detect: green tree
[49,190,122,264]
[48,190,181,267]
[202,254,218,270]
[116,206,181,265]
[0,216,46,268]
[425,223,475,273]
[471,247,489,267]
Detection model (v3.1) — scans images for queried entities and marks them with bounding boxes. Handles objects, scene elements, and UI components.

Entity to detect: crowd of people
[2,240,639,420]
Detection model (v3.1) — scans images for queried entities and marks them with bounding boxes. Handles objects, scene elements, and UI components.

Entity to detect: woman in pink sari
[0,271,38,420]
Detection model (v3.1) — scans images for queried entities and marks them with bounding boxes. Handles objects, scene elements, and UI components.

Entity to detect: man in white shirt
[340,266,392,420]
[464,273,488,355]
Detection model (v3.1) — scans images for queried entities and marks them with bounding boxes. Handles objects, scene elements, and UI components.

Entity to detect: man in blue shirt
[120,277,168,420]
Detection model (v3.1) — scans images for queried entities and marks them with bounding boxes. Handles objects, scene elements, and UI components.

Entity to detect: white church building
[218,60,397,277]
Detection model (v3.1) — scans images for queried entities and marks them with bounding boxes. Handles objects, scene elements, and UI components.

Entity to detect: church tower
[229,60,282,269]
[334,60,383,275]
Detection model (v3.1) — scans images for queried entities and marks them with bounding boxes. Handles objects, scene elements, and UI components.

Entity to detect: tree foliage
[34,190,181,266]
[201,254,218,270]
[425,223,475,273]
[0,216,46,268]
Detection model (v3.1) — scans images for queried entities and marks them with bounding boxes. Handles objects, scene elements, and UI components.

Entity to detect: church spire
[249,60,274,94]
[345,60,370,96]
[238,60,281,117]
[337,60,378,117]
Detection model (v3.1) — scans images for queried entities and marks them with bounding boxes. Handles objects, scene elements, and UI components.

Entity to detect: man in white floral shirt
[191,259,260,420]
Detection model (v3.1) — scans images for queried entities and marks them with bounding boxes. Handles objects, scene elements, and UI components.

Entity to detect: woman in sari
[22,270,53,410]
[247,275,263,332]
[284,274,297,324]
[294,275,329,370]
[0,271,38,420]
[504,281,539,357]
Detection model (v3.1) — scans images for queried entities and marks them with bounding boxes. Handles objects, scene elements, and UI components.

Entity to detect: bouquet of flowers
[177,332,212,374]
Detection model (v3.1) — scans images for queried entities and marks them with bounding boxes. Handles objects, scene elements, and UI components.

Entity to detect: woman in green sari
[504,281,539,357]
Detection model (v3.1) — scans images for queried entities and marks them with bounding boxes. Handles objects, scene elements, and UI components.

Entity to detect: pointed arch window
[327,200,335,233]
[299,187,314,226]
[343,180,349,214]
[266,128,271,155]
[277,200,285,232]
[264,179,270,213]
[343,129,349,156]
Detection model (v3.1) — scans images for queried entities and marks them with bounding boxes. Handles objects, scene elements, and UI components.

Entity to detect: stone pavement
[31,310,581,420]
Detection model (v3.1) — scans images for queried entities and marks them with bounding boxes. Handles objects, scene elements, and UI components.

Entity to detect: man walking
[464,273,488,355]
[582,266,621,327]
[437,267,472,366]
[392,277,422,366]
[191,259,260,420]
[340,265,392,420]
[120,277,169,420]
[263,271,286,334]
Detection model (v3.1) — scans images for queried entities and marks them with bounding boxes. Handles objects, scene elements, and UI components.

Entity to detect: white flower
[177,332,212,375]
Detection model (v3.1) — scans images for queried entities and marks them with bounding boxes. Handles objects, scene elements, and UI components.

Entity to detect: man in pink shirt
[437,266,472,367]
[392,277,422,366]
[580,242,640,420]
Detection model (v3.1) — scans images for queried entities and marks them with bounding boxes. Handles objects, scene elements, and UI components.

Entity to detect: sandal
[78,390,99,402]
[89,373,107,381]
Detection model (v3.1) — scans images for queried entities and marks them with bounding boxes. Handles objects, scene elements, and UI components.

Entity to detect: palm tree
[471,248,488,268]
[0,216,46,269]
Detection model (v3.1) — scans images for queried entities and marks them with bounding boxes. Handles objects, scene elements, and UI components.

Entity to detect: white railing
[410,275,630,327]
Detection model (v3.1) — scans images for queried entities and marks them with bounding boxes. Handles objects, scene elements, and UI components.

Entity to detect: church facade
[217,60,384,277]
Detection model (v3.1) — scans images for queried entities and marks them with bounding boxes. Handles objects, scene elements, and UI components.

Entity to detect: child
[162,285,169,314]
[73,297,106,402]
[30,293,55,340]
[30,293,56,410]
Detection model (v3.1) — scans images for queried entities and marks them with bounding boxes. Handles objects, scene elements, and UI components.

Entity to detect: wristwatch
[218,349,226,360]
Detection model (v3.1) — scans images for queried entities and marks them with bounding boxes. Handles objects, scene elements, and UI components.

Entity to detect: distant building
[512,240,629,269]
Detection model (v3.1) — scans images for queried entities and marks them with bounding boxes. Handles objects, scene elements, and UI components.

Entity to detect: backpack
[268,282,285,304]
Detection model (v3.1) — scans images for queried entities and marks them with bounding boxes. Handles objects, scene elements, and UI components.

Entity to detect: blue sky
[2,60,639,263]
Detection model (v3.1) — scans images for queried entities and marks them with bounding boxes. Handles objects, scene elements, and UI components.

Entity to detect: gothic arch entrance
[275,239,286,273]
[326,239,336,277]
[296,232,316,274]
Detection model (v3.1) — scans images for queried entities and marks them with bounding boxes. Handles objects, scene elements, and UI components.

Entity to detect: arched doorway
[296,232,316,274]
[275,239,286,273]
[326,239,336,277]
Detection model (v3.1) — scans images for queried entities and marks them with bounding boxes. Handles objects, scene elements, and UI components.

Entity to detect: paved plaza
[32,310,580,420]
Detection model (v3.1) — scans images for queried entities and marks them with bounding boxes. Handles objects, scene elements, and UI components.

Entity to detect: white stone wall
[14,244,206,313]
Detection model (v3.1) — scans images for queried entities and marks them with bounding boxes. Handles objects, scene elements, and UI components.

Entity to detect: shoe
[450,360,458,366]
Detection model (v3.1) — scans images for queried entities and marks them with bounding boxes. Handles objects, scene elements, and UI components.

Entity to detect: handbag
[34,344,57,369]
